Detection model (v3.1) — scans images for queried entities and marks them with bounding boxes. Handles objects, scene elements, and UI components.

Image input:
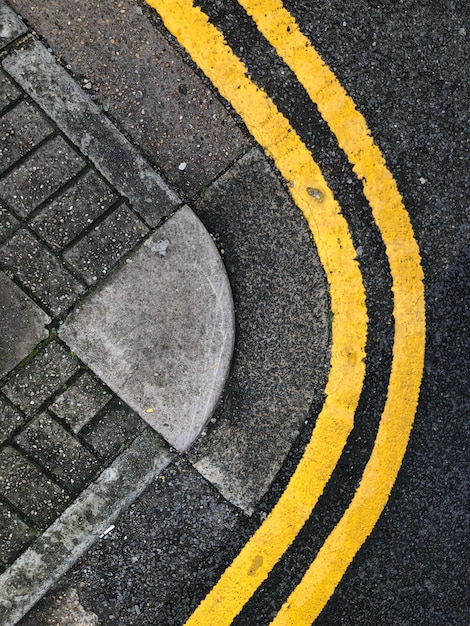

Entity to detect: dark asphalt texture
[278,2,469,624]
[12,0,469,624]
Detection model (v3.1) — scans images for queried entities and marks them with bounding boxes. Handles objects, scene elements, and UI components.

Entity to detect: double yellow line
[146,0,426,623]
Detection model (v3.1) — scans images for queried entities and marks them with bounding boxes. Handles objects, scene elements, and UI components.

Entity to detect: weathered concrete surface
[2,40,180,227]
[0,428,173,626]
[7,0,249,199]
[60,206,234,451]
[0,271,50,378]
[190,149,330,514]
[0,2,26,50]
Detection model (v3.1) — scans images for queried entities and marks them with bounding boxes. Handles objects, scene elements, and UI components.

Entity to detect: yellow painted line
[145,0,367,623]
[234,1,426,623]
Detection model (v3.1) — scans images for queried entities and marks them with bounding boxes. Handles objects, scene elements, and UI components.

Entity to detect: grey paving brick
[0,2,27,51]
[0,99,53,174]
[0,501,37,569]
[0,394,26,444]
[15,412,99,491]
[0,135,85,217]
[1,340,79,416]
[50,370,112,434]
[0,228,85,315]
[80,400,146,462]
[0,446,69,528]
[0,269,50,378]
[63,204,149,284]
[0,68,21,111]
[29,170,117,250]
[0,202,19,239]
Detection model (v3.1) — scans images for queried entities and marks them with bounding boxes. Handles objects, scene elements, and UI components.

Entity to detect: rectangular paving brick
[1,340,79,416]
[63,204,149,284]
[0,202,19,239]
[0,135,85,217]
[0,394,26,444]
[0,228,85,315]
[0,446,69,528]
[0,99,53,174]
[80,400,146,462]
[0,68,21,111]
[15,412,99,491]
[29,170,118,250]
[50,370,112,434]
[0,501,37,569]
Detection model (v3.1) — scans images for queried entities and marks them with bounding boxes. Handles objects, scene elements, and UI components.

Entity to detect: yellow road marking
[236,1,426,623]
[145,1,367,623]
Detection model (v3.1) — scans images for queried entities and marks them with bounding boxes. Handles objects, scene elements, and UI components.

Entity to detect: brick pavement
[0,5,237,623]
[0,39,152,576]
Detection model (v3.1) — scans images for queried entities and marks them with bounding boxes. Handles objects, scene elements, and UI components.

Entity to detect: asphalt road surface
[9,0,469,624]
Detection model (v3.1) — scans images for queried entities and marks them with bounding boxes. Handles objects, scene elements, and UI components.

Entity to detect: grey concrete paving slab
[2,39,180,227]
[0,99,53,175]
[0,6,239,623]
[0,68,21,110]
[63,203,149,285]
[1,340,79,416]
[0,202,18,238]
[60,205,235,452]
[50,371,112,434]
[29,170,118,250]
[0,1,26,50]
[7,0,249,199]
[0,428,173,626]
[0,228,86,315]
[190,149,330,514]
[0,135,85,217]
[0,394,25,444]
[0,270,50,377]
[15,413,99,492]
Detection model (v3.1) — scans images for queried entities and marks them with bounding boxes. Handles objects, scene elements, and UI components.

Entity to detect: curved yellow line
[145,1,367,624]
[234,1,425,623]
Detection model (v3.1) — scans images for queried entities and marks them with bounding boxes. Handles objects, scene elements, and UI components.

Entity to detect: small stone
[178,162,187,171]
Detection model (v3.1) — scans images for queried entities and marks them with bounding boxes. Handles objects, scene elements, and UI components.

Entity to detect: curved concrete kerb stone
[60,206,234,451]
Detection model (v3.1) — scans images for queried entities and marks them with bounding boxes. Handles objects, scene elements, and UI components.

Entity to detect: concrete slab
[190,149,330,514]
[0,1,27,50]
[0,271,50,378]
[60,206,234,452]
